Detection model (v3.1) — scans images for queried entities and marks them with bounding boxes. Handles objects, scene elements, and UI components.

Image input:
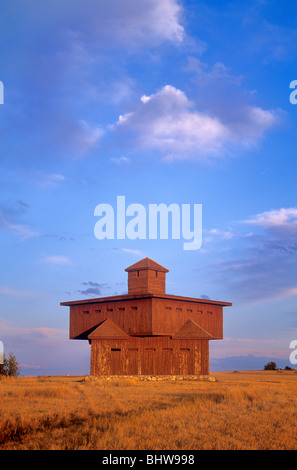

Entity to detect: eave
[60,293,232,307]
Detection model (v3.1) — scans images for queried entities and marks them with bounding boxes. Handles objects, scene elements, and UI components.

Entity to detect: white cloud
[0,286,41,298]
[32,172,66,188]
[115,85,230,160]
[274,286,297,301]
[0,317,69,350]
[0,317,65,338]
[110,156,132,165]
[79,0,185,46]
[114,85,280,162]
[43,255,72,266]
[121,248,145,256]
[77,120,104,150]
[25,0,185,48]
[206,207,297,305]
[185,57,244,86]
[244,208,297,229]
[4,1,185,162]
[230,105,281,146]
[0,211,38,240]
[52,118,104,157]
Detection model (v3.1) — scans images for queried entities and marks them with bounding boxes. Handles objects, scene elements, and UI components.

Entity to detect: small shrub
[264,361,277,371]
[0,353,21,377]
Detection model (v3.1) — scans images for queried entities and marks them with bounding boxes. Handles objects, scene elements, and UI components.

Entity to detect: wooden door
[127,348,138,375]
[142,348,156,375]
[110,348,121,374]
[161,348,173,375]
[179,348,190,375]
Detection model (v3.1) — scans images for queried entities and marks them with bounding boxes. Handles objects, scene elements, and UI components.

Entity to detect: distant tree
[0,352,21,377]
[264,361,277,371]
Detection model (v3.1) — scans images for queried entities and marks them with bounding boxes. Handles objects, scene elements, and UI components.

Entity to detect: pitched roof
[88,318,129,339]
[125,257,169,273]
[172,319,213,339]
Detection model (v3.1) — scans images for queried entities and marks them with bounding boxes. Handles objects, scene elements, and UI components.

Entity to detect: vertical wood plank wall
[63,258,230,377]
[127,270,166,295]
[152,298,223,339]
[69,298,153,339]
[69,298,223,340]
[90,337,209,376]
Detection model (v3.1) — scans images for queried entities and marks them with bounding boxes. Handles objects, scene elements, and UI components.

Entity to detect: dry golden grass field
[1,370,297,450]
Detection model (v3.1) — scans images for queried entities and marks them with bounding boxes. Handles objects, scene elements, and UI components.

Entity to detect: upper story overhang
[60,293,232,308]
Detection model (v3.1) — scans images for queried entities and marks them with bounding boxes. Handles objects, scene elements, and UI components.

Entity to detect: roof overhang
[61,293,232,307]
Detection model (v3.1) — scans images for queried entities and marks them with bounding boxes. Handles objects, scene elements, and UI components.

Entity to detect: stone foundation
[84,374,217,382]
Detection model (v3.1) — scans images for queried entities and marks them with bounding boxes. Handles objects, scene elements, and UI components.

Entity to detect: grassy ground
[1,370,297,450]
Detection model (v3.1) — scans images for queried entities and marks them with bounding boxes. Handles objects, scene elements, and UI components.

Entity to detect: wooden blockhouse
[61,258,232,375]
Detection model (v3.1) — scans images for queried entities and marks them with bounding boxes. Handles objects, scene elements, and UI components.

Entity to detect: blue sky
[0,0,297,374]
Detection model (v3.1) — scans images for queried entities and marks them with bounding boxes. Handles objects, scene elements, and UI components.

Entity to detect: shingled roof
[172,319,213,339]
[88,318,129,339]
[125,257,169,273]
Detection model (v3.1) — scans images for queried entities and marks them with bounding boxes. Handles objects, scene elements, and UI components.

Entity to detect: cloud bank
[114,85,280,162]
[207,208,297,304]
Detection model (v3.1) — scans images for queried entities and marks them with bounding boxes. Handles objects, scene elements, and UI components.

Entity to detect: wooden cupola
[125,257,169,295]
